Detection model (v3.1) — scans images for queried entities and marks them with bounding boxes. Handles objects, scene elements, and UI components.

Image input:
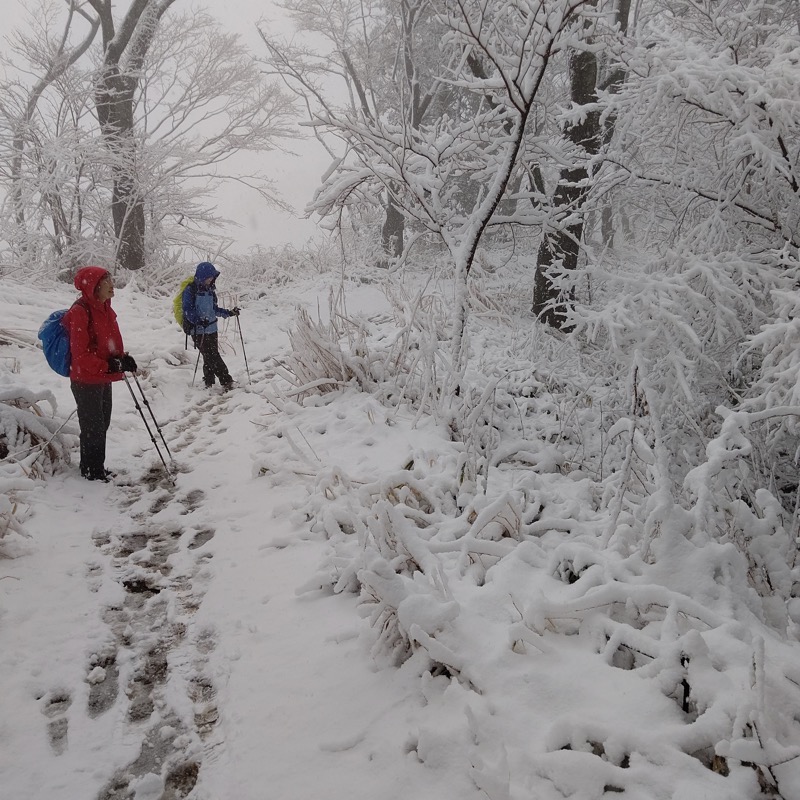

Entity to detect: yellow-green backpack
[173,276,195,330]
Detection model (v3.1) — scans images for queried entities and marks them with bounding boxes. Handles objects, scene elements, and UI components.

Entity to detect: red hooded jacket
[64,267,125,384]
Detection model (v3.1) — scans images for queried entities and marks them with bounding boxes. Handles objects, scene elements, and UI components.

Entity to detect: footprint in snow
[149,490,172,515]
[96,715,199,800]
[179,489,205,514]
[126,637,171,723]
[87,645,120,719]
[83,497,222,795]
[42,691,72,755]
[188,527,214,550]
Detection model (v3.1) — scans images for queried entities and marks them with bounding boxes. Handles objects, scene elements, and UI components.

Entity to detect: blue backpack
[38,299,92,377]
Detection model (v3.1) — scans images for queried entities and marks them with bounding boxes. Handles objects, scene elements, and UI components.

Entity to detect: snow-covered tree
[0,1,297,278]
[259,0,451,261]
[87,0,179,272]
[578,0,800,408]
[4,0,99,256]
[533,0,632,328]
[129,10,297,263]
[293,0,608,373]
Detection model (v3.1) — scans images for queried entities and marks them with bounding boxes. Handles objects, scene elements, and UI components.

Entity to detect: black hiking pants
[192,332,232,387]
[71,381,112,479]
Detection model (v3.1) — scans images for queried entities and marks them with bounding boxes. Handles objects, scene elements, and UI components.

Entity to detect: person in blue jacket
[182,261,240,389]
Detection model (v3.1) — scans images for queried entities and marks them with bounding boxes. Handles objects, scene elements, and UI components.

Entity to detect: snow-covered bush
[226,239,342,295]
[259,357,800,796]
[0,388,74,478]
[270,276,453,418]
[0,387,77,550]
[253,244,800,796]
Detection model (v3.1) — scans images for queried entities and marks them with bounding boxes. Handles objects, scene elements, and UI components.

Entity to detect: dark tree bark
[380,192,404,262]
[87,0,177,271]
[533,0,630,328]
[533,42,601,328]
[600,0,632,244]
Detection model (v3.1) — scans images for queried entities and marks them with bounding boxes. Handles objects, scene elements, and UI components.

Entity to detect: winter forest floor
[2,263,800,800]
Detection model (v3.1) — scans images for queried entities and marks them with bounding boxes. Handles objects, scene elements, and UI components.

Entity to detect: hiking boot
[82,465,114,481]
[85,471,111,483]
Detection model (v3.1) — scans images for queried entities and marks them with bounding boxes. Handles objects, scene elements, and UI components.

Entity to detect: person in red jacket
[63,267,137,482]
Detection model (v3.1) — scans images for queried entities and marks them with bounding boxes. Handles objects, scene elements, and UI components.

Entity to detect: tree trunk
[88,0,177,271]
[533,0,633,328]
[600,0,632,245]
[95,68,146,271]
[533,38,600,328]
[534,165,589,329]
[380,191,404,264]
[378,0,438,260]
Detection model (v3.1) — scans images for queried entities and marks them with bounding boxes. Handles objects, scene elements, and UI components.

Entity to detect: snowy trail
[160,370,469,799]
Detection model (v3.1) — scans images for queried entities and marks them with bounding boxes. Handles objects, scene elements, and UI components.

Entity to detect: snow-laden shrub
[282,305,374,396]
[0,388,74,478]
[271,281,453,421]
[739,286,800,509]
[250,248,800,796]
[259,375,800,797]
[572,249,784,442]
[0,387,77,550]
[226,239,342,295]
[113,238,342,303]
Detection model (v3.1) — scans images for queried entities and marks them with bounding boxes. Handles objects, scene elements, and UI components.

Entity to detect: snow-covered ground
[2,266,800,800]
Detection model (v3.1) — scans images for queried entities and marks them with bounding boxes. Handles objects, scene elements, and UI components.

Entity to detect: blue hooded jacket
[181,262,232,335]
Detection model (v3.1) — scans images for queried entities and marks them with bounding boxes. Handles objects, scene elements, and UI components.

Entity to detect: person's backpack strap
[182,281,198,336]
[72,298,97,350]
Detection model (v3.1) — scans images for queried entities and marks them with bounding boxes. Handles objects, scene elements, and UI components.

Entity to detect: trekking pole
[123,374,174,483]
[131,373,174,461]
[191,331,204,387]
[192,350,201,386]
[235,315,251,384]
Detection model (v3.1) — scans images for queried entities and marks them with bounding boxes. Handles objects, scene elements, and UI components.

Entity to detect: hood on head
[194,261,220,283]
[74,266,110,302]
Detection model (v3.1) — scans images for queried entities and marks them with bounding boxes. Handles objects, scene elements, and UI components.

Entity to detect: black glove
[120,354,138,373]
[201,318,212,326]
[108,355,137,373]
[230,307,240,317]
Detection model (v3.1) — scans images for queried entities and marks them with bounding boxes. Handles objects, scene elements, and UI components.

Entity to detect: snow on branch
[0,386,77,554]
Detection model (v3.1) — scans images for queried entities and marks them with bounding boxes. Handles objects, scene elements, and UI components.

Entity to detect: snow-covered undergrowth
[0,300,79,553]
[254,264,800,799]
